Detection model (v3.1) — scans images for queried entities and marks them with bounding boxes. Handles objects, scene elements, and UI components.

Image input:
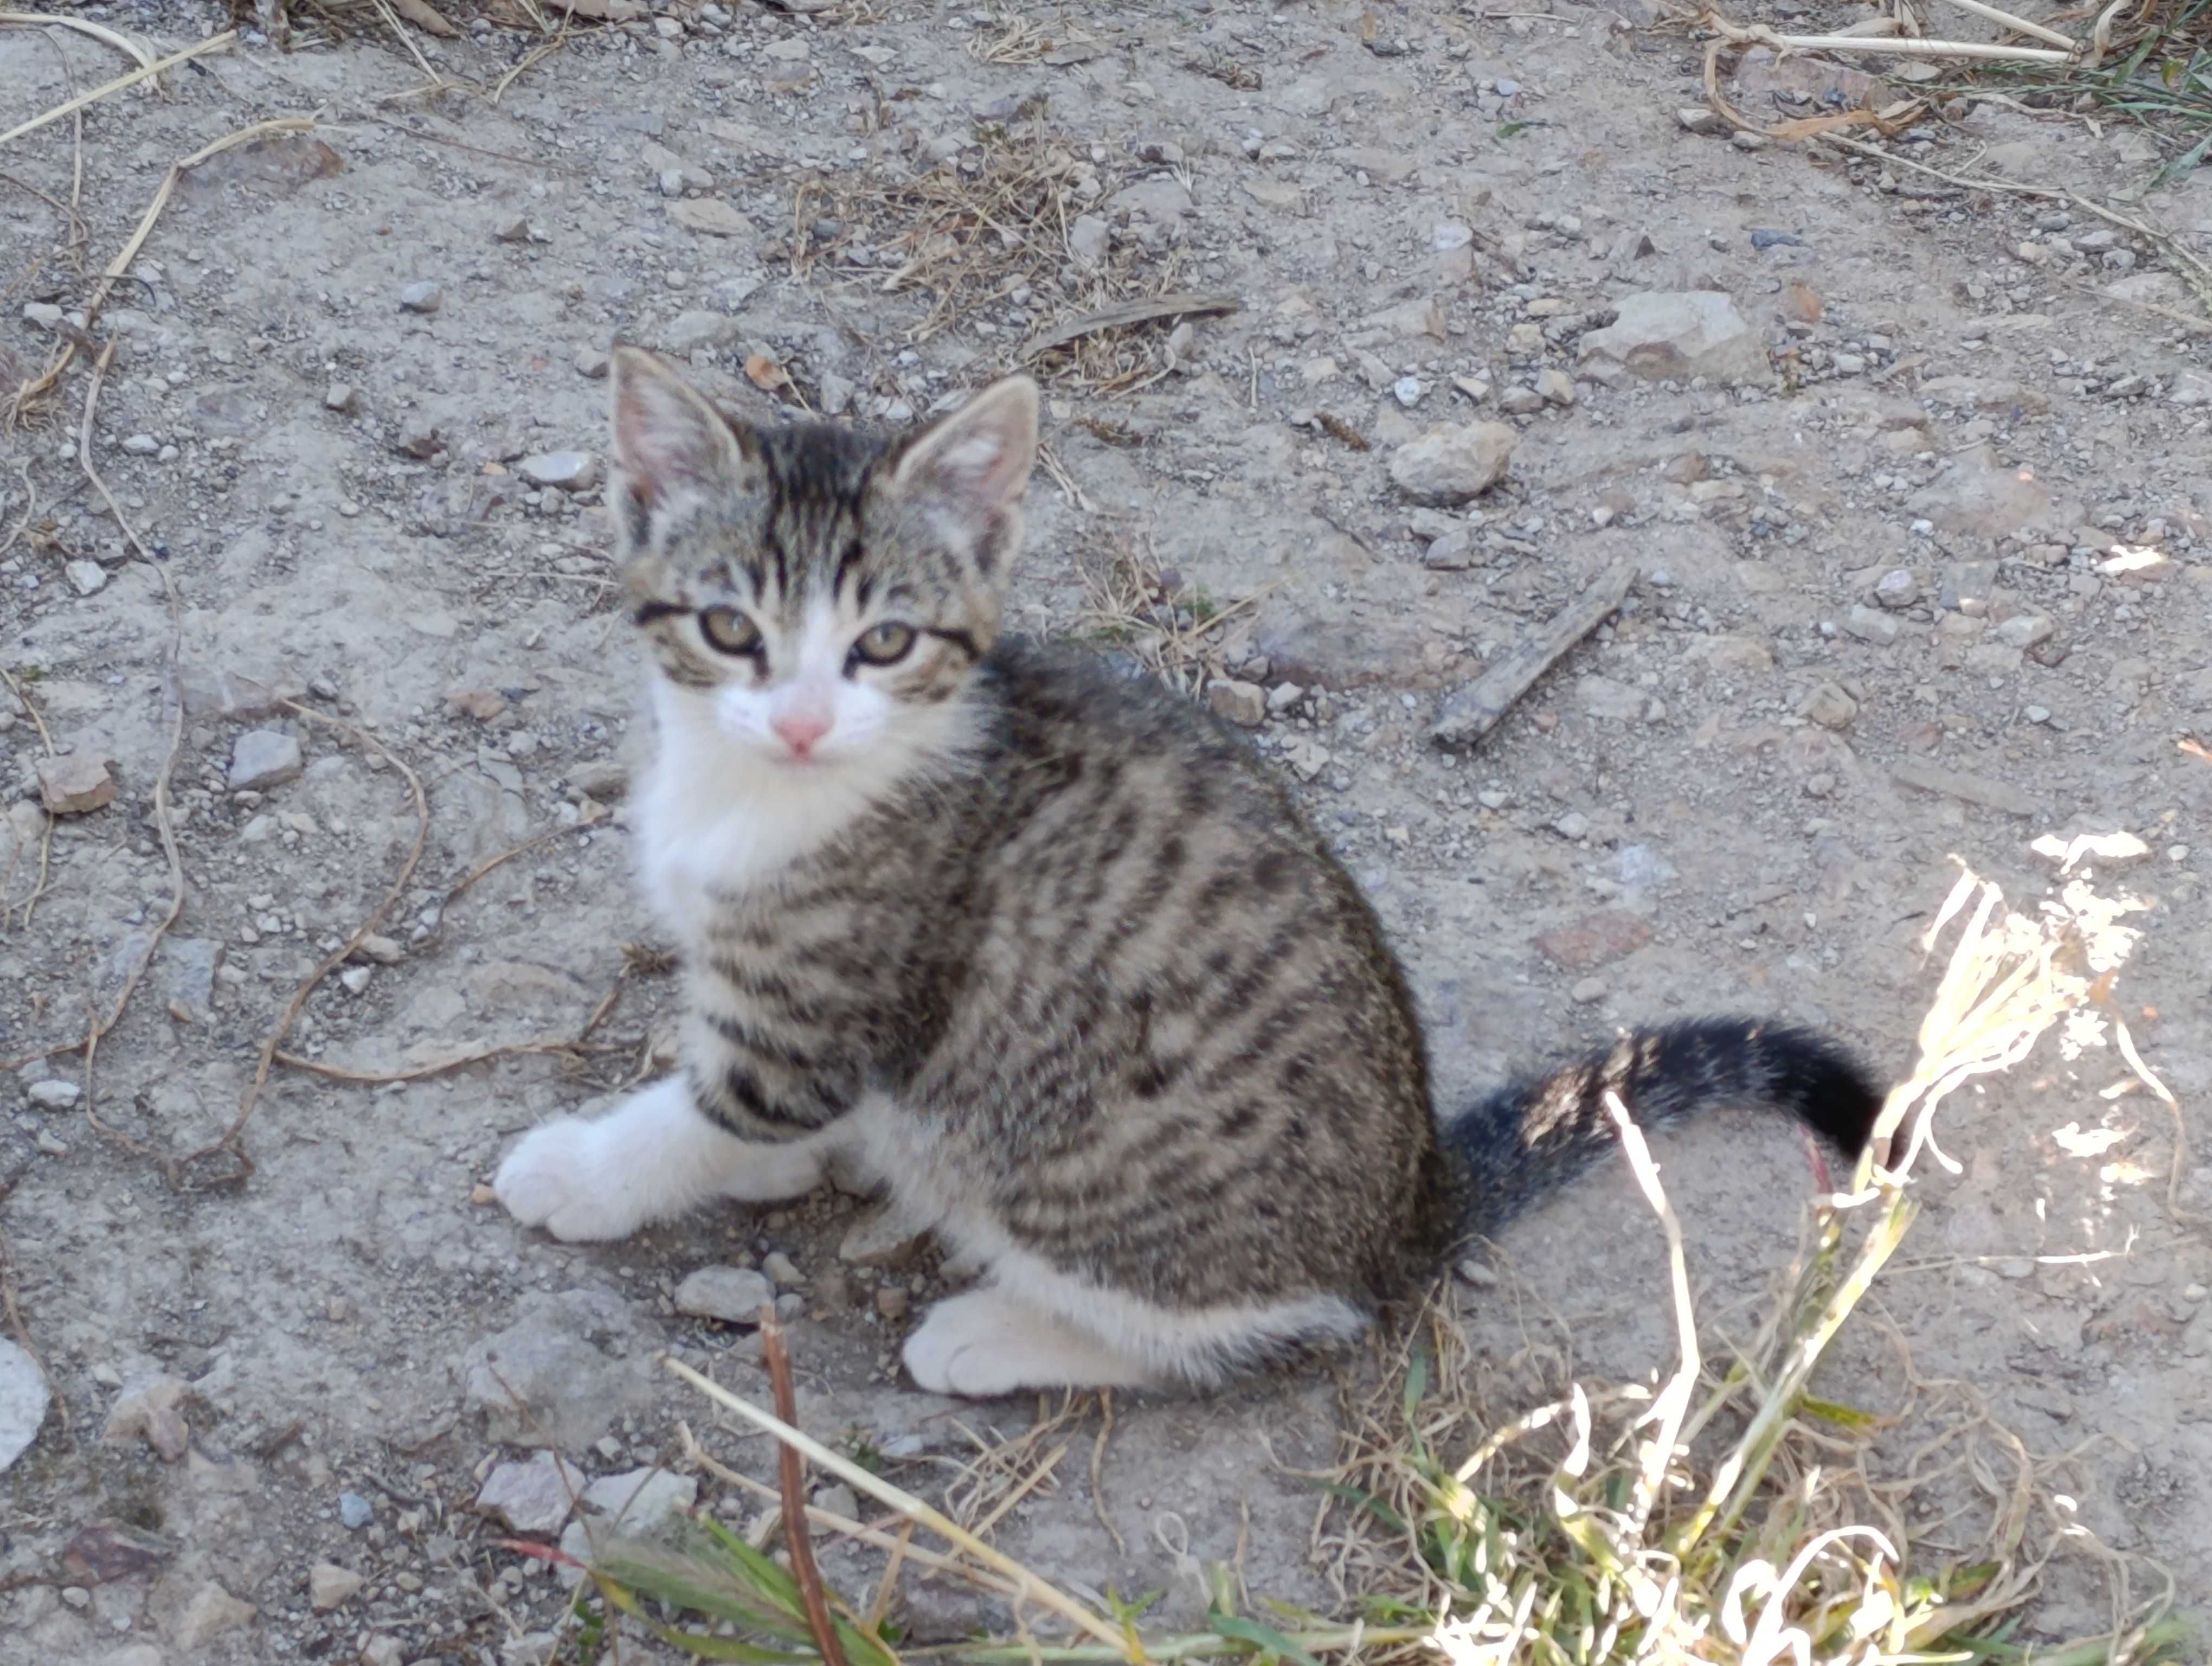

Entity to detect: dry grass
[796,132,1203,388]
[1076,533,1262,697]
[549,860,2189,1664]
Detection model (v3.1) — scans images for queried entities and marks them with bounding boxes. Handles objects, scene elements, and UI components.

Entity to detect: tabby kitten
[493,347,1881,1397]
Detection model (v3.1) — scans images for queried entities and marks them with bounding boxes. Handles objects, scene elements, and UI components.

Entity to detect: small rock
[1207,680,1267,727]
[398,282,442,314]
[1578,291,1772,386]
[1676,107,1728,134]
[1068,214,1110,266]
[28,1080,80,1110]
[61,1521,171,1584]
[674,1265,774,1324]
[1498,385,1544,416]
[1534,368,1576,406]
[0,1339,50,1473]
[582,1466,697,1529]
[474,1451,587,1535]
[175,1582,255,1651]
[1873,568,1918,608]
[1553,811,1591,841]
[228,729,303,791]
[1535,909,1653,969]
[839,1206,932,1269]
[362,1636,405,1666]
[1387,421,1518,505]
[338,1490,374,1530]
[66,559,108,596]
[575,347,611,379]
[1455,1256,1499,1287]
[1570,976,1607,1004]
[1842,605,1900,645]
[355,933,405,966]
[1798,682,1857,729]
[395,416,442,458]
[814,1481,860,1522]
[661,310,740,353]
[309,1562,364,1611]
[876,1285,910,1322]
[104,1376,190,1461]
[1422,529,1477,571]
[762,1251,803,1287]
[338,966,371,996]
[1995,612,2054,648]
[446,686,510,722]
[668,198,750,237]
[36,752,115,815]
[324,383,358,413]
[23,300,65,329]
[518,451,602,492]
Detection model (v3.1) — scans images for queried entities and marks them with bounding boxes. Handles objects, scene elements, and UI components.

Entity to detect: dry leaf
[390,0,458,35]
[744,353,790,392]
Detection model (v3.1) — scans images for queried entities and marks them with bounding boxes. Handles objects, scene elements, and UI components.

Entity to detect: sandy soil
[3,2,2210,1662]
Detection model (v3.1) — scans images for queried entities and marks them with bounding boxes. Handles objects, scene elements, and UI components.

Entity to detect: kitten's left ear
[888,376,1039,567]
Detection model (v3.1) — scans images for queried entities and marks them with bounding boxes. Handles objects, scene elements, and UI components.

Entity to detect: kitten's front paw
[494,1118,651,1242]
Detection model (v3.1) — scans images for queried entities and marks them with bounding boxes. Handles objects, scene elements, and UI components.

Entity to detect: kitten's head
[607,345,1037,771]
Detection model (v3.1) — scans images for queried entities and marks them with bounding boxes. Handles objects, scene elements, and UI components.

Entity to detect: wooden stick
[760,1312,851,1666]
[1020,292,1240,361]
[1430,560,1635,749]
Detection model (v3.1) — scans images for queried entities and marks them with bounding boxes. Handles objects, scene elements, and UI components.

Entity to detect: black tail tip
[1737,1021,1885,1156]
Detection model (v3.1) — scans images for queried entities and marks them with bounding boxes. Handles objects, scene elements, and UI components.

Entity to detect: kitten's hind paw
[494,1117,652,1242]
[902,1289,1154,1397]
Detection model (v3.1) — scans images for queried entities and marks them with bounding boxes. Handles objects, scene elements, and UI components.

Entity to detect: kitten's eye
[850,621,917,667]
[698,606,763,657]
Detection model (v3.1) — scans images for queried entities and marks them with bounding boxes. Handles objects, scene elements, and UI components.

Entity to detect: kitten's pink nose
[771,711,833,757]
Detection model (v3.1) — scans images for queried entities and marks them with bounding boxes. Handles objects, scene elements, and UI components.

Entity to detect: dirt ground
[4,2,2211,1662]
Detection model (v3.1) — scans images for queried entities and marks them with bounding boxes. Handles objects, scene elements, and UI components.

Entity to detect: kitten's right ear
[608,344,755,518]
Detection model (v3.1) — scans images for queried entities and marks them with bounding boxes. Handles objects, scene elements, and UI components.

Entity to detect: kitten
[493,347,1882,1398]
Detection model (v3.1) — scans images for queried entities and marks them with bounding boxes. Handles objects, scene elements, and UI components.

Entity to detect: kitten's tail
[1440,1018,1883,1238]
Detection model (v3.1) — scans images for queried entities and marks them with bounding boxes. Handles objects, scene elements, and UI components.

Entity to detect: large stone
[227,729,303,791]
[36,752,115,815]
[460,1289,657,1449]
[1386,421,1517,505]
[673,1265,774,1325]
[0,1339,49,1473]
[1578,291,1772,386]
[474,1450,586,1534]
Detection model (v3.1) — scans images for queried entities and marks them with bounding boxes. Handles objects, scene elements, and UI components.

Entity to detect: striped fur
[493,351,1885,1397]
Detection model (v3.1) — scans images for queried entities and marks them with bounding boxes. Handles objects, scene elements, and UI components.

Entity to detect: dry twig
[761,1312,851,1666]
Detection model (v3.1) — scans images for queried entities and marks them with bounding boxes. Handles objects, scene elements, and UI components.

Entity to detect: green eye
[851,621,917,667]
[698,606,763,656]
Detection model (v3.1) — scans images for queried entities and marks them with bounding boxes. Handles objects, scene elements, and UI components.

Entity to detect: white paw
[494,1118,652,1242]
[902,1290,1151,1397]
